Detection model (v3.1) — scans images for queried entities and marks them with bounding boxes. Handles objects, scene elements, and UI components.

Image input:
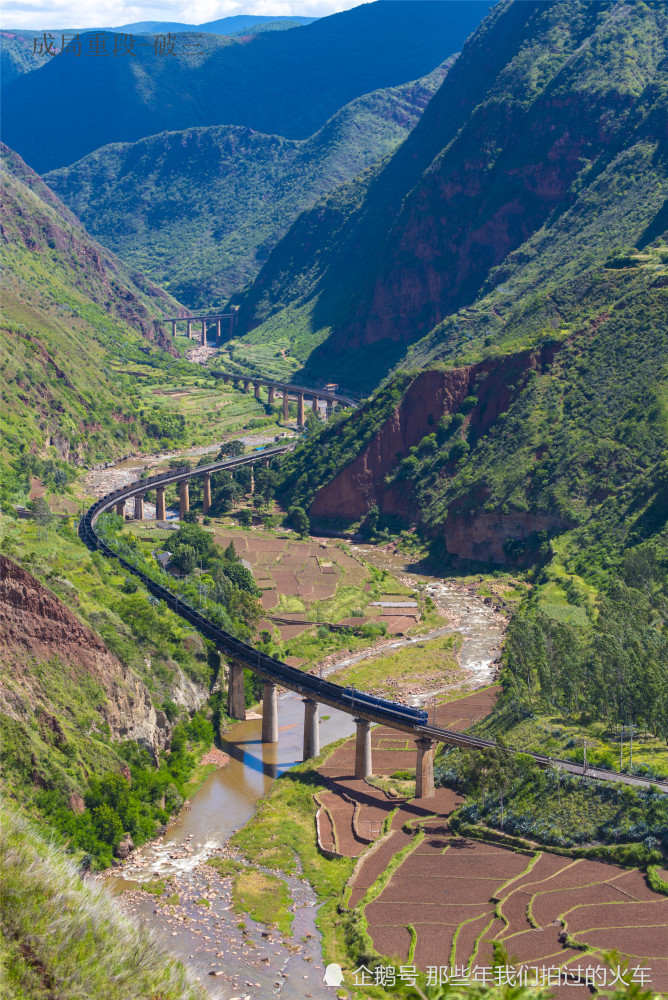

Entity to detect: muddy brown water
[93,460,505,997]
[107,696,356,1000]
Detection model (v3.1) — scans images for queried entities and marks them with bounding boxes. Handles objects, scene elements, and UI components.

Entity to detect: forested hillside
[0,144,191,476]
[234,0,668,391]
[45,63,451,307]
[2,1,489,172]
[269,0,668,746]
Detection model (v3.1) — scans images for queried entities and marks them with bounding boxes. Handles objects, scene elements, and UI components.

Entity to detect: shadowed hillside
[1,1,490,172]
[45,62,451,308]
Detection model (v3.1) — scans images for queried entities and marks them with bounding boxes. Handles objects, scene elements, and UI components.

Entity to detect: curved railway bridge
[80,451,668,798]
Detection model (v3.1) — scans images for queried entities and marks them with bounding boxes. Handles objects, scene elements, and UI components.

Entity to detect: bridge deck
[79,453,668,794]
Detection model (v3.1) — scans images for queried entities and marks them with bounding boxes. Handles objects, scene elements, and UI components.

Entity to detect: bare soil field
[312,686,668,993]
[211,527,399,640]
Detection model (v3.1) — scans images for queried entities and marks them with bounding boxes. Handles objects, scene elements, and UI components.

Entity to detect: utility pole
[628,723,636,769]
[583,740,588,775]
[620,725,624,772]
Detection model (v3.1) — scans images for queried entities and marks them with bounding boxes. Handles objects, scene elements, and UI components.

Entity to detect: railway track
[79,450,668,794]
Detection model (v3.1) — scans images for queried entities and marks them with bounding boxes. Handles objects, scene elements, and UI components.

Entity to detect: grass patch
[0,802,203,1000]
[232,868,293,936]
[333,633,464,697]
[205,856,245,878]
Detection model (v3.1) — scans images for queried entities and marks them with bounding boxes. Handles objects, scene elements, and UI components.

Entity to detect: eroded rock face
[0,555,170,750]
[310,348,567,564]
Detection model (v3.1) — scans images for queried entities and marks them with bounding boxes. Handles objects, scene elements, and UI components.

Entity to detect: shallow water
[107,694,356,999]
[97,488,505,996]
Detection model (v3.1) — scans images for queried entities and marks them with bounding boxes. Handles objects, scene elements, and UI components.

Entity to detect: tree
[217,439,244,459]
[237,509,252,527]
[364,505,379,538]
[288,505,310,536]
[182,509,198,524]
[31,497,53,539]
[171,543,197,574]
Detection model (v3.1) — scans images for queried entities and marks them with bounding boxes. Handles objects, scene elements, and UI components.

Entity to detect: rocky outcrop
[309,346,566,564]
[0,556,170,751]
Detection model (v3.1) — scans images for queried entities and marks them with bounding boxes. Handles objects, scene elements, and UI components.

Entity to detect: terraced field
[313,688,668,996]
[211,527,419,641]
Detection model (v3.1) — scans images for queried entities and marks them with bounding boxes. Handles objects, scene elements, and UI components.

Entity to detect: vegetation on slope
[0,513,228,866]
[0,143,191,472]
[2,2,490,173]
[0,804,205,1000]
[438,744,667,866]
[45,63,450,308]
[234,0,668,390]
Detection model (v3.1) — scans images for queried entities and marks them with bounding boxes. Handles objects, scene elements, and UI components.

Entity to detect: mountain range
[1,1,491,173]
[45,62,451,307]
[232,0,668,390]
[0,18,315,86]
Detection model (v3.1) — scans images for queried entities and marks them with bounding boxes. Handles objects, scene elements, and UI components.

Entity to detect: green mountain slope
[1,1,490,173]
[0,143,189,469]
[233,0,668,391]
[45,64,450,309]
[0,19,318,88]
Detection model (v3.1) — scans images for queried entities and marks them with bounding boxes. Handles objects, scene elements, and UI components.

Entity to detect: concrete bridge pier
[115,500,125,516]
[268,386,275,405]
[312,395,319,413]
[216,319,221,345]
[201,320,207,346]
[261,682,278,743]
[171,320,177,337]
[134,494,144,520]
[297,393,305,426]
[302,698,319,760]
[155,487,166,521]
[415,737,435,799]
[354,718,372,779]
[187,319,193,339]
[254,382,261,399]
[243,380,250,393]
[202,474,211,515]
[179,480,190,517]
[227,661,246,720]
[249,465,254,495]
[233,378,240,389]
[282,392,290,421]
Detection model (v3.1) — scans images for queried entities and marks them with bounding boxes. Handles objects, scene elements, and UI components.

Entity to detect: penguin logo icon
[323,963,344,986]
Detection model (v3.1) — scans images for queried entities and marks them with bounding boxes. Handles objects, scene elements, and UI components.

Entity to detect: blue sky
[2,0,367,30]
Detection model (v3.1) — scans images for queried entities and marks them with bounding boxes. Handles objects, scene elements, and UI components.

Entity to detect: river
[90,457,506,997]
[104,562,504,999]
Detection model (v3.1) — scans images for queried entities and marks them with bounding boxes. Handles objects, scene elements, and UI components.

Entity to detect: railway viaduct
[81,451,668,799]
[155,308,240,346]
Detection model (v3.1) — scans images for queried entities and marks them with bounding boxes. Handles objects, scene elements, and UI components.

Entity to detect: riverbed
[103,548,505,998]
[107,695,356,1000]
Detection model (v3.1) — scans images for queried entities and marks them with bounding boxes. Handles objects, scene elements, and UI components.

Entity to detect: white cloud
[2,0,366,30]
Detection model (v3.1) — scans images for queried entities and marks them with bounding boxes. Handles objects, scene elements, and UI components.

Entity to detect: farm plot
[210,527,399,642]
[313,684,668,991]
